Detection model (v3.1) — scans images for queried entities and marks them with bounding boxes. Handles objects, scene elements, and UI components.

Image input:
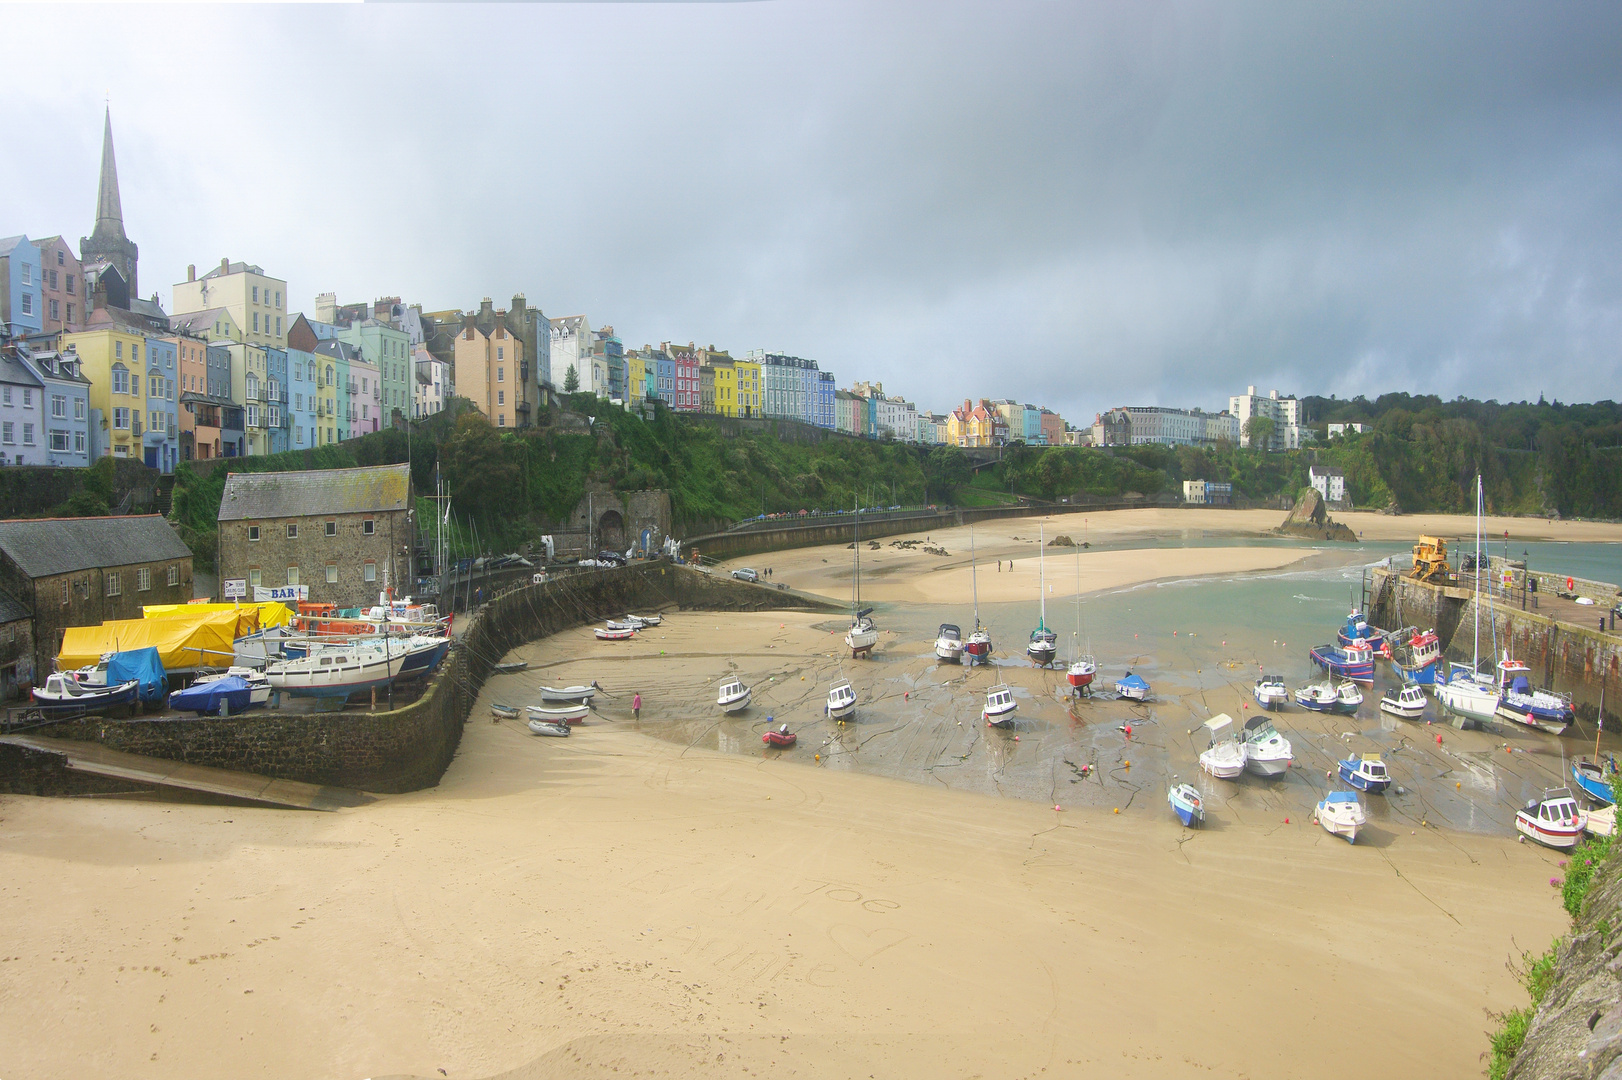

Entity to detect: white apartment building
[1309,465,1347,506]
[550,315,591,392]
[1229,385,1306,450]
[414,349,449,418]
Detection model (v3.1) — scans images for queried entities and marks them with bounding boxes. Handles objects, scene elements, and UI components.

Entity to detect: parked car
[597,550,628,566]
[731,568,759,582]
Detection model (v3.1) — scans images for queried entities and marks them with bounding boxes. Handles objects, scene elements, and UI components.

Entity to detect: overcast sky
[5,2,1620,423]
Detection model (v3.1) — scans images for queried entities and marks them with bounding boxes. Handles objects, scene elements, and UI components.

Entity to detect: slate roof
[0,515,190,579]
[217,464,411,522]
[169,308,231,335]
[0,587,28,624]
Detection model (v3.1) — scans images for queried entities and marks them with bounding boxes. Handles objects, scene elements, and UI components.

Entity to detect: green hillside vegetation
[167,391,1622,568]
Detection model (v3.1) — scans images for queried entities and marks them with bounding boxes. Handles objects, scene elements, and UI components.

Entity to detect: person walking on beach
[632,692,642,721]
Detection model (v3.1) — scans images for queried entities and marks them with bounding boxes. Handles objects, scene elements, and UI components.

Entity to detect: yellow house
[172,259,288,349]
[452,315,526,428]
[734,357,761,418]
[168,306,244,346]
[61,324,151,462]
[220,343,274,455]
[706,358,738,417]
[627,352,645,403]
[315,354,339,446]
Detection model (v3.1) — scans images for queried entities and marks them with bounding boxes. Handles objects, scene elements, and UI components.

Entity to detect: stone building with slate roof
[216,464,414,609]
[0,514,192,680]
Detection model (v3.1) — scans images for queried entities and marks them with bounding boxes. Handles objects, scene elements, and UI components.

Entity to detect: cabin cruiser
[934,623,964,664]
[1241,715,1293,777]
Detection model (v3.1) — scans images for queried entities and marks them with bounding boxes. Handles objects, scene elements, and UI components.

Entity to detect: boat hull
[1169,785,1204,827]
[1337,763,1390,793]
[762,731,796,748]
[1498,697,1573,736]
[1309,645,1375,684]
[540,686,596,704]
[719,690,752,714]
[984,708,1017,728]
[1027,645,1057,667]
[1379,698,1426,720]
[528,720,571,737]
[1435,682,1500,725]
[828,703,855,721]
[1316,811,1363,844]
[528,703,590,724]
[935,643,964,663]
[1573,763,1614,805]
[1254,688,1289,711]
[846,628,878,657]
[1245,755,1290,778]
[1516,813,1584,849]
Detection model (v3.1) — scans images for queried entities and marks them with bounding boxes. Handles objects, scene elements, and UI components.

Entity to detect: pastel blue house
[287,348,320,450]
[19,344,92,468]
[0,236,43,336]
[654,350,675,405]
[266,347,290,454]
[816,371,836,430]
[141,336,179,473]
[0,349,47,465]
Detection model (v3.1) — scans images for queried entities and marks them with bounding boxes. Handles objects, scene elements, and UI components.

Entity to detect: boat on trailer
[1516,789,1586,849]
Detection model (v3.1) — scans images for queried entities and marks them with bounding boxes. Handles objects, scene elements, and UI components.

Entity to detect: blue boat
[395,636,451,679]
[169,675,255,716]
[1335,610,1390,658]
[1389,628,1442,686]
[1310,641,1375,684]
[1115,672,1150,701]
[1168,783,1204,827]
[1573,759,1615,805]
[1337,754,1391,794]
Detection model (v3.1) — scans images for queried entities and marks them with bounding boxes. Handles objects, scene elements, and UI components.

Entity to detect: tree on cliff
[922,445,971,501]
[1244,416,1276,450]
[563,365,580,393]
[441,411,522,516]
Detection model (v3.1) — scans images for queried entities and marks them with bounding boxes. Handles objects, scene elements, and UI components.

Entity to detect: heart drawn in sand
[828,924,909,966]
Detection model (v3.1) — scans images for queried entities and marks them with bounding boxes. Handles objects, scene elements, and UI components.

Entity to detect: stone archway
[598,509,626,552]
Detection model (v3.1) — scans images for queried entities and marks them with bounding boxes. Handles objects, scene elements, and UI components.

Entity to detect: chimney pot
[187,264,195,282]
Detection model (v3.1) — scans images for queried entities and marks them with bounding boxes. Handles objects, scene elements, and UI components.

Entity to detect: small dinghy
[1335,681,1364,714]
[1199,715,1248,779]
[1379,682,1428,721]
[1253,675,1289,711]
[983,684,1018,727]
[1294,681,1339,713]
[1241,715,1292,777]
[1516,789,1586,849]
[628,614,663,627]
[490,703,520,720]
[762,724,796,748]
[1168,783,1204,827]
[31,673,139,714]
[540,684,597,704]
[1586,805,1616,838]
[1315,791,1366,844]
[528,702,590,724]
[934,623,964,664]
[826,679,856,722]
[492,661,530,674]
[717,678,752,714]
[1115,672,1150,702]
[1572,758,1614,805]
[595,626,635,641]
[528,720,571,737]
[1337,754,1391,794]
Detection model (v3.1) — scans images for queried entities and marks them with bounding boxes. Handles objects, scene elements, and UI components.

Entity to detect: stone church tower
[79,108,139,296]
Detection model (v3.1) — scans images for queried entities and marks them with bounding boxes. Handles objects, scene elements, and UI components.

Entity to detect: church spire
[93,107,126,239]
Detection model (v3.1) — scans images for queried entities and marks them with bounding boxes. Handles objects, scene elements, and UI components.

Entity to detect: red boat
[762,726,797,748]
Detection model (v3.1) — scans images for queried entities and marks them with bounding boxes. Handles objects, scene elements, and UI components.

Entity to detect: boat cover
[1322,792,1361,805]
[169,675,252,715]
[106,647,169,704]
[59,609,241,671]
[143,601,295,629]
[1118,673,1150,693]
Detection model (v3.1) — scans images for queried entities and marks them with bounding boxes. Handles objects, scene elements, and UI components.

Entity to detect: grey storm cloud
[3,2,1619,425]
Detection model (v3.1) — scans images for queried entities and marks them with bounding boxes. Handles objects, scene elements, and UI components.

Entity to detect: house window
[51,395,65,418]
[252,286,259,303]
[325,520,336,537]
[167,564,179,586]
[137,567,151,591]
[253,313,260,332]
[248,568,261,589]
[111,364,129,394]
[21,424,31,446]
[325,563,337,583]
[497,348,504,362]
[248,525,260,541]
[497,391,504,405]
[49,299,59,322]
[65,302,74,323]
[113,408,129,430]
[287,523,298,539]
[105,571,121,597]
[50,430,68,451]
[498,414,505,427]
[1,423,11,445]
[363,562,376,583]
[287,566,299,586]
[497,366,504,382]
[74,432,85,453]
[20,293,31,316]
[363,519,375,535]
[61,580,69,606]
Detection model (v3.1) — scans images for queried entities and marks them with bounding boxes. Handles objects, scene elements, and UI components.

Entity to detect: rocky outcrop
[1275,487,1357,542]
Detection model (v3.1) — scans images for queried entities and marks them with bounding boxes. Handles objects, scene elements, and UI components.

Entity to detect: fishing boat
[1390,627,1443,685]
[1336,681,1364,713]
[762,725,797,748]
[1026,525,1057,667]
[1336,609,1391,659]
[964,531,993,664]
[1379,683,1428,720]
[1515,789,1586,849]
[527,719,571,737]
[1241,715,1293,777]
[539,684,597,704]
[1308,640,1375,684]
[595,626,635,641]
[934,623,964,664]
[1573,758,1614,805]
[169,674,258,716]
[1115,672,1150,701]
[983,684,1018,727]
[1337,754,1391,794]
[1065,548,1096,692]
[845,499,879,659]
[1315,792,1367,844]
[528,702,589,724]
[1253,675,1289,711]
[1497,673,1575,735]
[491,660,529,674]
[717,678,752,714]
[1199,715,1248,779]
[31,672,140,713]
[490,703,519,720]
[826,679,857,721]
[1294,680,1340,713]
[1168,783,1204,827]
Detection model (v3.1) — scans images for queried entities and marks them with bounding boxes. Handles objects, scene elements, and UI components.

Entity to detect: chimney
[220,258,229,274]
[1247,385,1256,396]
[187,264,196,282]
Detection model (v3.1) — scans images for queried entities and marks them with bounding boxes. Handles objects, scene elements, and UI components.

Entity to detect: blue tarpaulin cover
[107,647,168,704]
[168,676,251,715]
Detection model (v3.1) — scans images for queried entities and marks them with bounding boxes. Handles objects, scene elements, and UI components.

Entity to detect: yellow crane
[1409,535,1452,583]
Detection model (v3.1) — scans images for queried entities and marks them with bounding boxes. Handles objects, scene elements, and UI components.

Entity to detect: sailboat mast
[852,495,860,619]
[1038,524,1047,631]
[970,526,979,624]
[1473,474,1482,673]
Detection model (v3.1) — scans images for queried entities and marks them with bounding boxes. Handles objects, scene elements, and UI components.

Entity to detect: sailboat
[1435,475,1501,725]
[1066,546,1096,693]
[1027,524,1057,667]
[963,526,992,664]
[844,497,878,659]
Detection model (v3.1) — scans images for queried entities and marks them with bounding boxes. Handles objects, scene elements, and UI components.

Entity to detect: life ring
[1567,577,1576,591]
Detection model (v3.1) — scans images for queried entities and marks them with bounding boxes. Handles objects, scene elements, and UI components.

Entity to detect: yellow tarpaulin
[59,609,242,671]
[142,601,295,630]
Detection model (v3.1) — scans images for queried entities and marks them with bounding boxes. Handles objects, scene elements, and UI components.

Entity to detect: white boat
[1241,715,1292,777]
[1516,789,1587,849]
[490,703,519,720]
[628,613,663,627]
[1379,683,1428,720]
[1198,715,1248,779]
[1436,475,1502,727]
[595,626,635,641]
[265,637,444,698]
[1115,672,1151,701]
[983,684,1018,727]
[1586,805,1616,838]
[1315,792,1366,844]
[527,702,590,724]
[934,623,964,663]
[31,672,138,713]
[1336,681,1365,713]
[527,720,571,737]
[827,679,856,721]
[1253,675,1289,711]
[717,678,752,714]
[1066,551,1096,694]
[539,684,597,704]
[1294,681,1341,713]
[192,666,272,707]
[845,497,878,658]
[1169,783,1204,827]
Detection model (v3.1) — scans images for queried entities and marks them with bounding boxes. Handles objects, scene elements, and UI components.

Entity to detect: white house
[1308,465,1347,507]
[1327,422,1369,438]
